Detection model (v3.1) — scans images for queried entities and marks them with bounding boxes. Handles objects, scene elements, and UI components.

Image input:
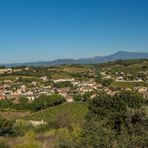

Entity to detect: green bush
[73,95,82,102]
[114,90,144,109]
[0,141,9,148]
[0,99,12,109]
[32,94,65,111]
[79,91,147,147]
[15,142,40,148]
[0,116,13,136]
[12,120,34,136]
[53,81,73,88]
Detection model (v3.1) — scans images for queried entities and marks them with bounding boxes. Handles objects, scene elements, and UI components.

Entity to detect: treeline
[0,94,65,111]
[53,81,73,88]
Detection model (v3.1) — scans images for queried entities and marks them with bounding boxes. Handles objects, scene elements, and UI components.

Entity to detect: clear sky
[0,0,148,63]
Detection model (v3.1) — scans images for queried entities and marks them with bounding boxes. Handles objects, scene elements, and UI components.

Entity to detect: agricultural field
[0,75,18,81]
[98,59,148,73]
[24,102,88,126]
[112,81,148,89]
[110,65,148,73]
[51,73,71,79]
[62,65,91,73]
[0,75,34,81]
[49,65,92,79]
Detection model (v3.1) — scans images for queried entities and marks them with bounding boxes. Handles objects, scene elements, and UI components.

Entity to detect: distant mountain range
[2,51,148,67]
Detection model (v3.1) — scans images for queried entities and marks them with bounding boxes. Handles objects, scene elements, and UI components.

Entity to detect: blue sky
[0,0,148,63]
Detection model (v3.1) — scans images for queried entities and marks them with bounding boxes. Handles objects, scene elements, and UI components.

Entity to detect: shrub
[79,91,147,147]
[32,94,65,111]
[73,95,82,102]
[55,111,72,129]
[114,91,144,109]
[0,116,13,136]
[15,142,40,148]
[0,141,9,148]
[12,120,34,136]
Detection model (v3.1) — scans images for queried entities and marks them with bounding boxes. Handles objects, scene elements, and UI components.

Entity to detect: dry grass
[0,111,30,120]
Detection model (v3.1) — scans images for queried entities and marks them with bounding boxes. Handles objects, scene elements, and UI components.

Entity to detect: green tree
[55,111,72,129]
[12,119,34,136]
[32,94,65,111]
[73,94,82,102]
[54,81,73,88]
[0,116,13,136]
[82,91,93,102]
[79,91,147,147]
[0,99,12,109]
[19,96,29,104]
[114,91,144,109]
[56,127,82,148]
[102,79,113,86]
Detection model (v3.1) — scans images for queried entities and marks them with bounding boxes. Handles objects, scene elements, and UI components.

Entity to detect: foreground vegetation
[24,102,88,126]
[0,90,148,147]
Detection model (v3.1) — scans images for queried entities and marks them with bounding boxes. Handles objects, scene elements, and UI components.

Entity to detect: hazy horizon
[0,0,148,63]
[1,50,148,65]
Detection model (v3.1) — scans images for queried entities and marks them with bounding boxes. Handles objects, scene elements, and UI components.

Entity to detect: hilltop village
[0,59,148,103]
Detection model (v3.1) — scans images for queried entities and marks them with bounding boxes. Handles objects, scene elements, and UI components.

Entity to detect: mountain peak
[115,51,129,54]
[2,51,148,67]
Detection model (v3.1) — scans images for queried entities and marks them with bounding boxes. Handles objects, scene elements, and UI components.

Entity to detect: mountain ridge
[2,51,148,67]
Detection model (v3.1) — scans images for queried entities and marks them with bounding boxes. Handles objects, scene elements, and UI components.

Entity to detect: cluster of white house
[0,66,148,102]
[0,76,148,103]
